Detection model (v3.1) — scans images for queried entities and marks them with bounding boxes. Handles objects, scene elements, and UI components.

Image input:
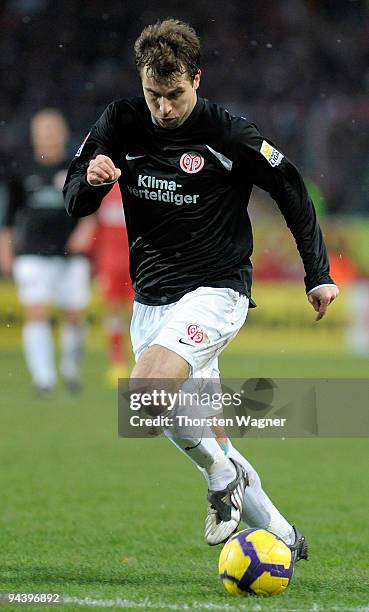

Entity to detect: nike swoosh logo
[178,338,193,346]
[126,153,146,161]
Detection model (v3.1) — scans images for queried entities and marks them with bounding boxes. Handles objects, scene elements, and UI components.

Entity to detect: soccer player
[93,183,134,385]
[63,20,339,558]
[0,109,94,394]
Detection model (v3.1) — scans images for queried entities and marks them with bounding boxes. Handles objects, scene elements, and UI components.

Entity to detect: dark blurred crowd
[1,0,368,213]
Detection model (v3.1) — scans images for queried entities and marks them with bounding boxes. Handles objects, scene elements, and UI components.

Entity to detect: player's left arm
[230,120,339,319]
[66,214,98,255]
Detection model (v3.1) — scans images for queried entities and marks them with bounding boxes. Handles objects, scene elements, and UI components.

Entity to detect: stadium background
[1,1,369,610]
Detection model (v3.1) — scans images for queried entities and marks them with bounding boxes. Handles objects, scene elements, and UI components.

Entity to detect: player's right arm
[63,102,122,218]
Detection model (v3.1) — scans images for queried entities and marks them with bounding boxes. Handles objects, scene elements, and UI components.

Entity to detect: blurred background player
[0,109,94,395]
[93,182,134,385]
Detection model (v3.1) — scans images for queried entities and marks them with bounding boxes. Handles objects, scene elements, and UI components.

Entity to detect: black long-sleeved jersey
[4,158,78,256]
[63,96,334,306]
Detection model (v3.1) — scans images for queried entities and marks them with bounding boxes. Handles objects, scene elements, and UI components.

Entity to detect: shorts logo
[260,140,283,167]
[180,152,205,174]
[187,324,204,344]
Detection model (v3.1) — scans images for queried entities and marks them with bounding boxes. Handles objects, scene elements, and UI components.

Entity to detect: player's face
[31,112,69,153]
[141,68,201,129]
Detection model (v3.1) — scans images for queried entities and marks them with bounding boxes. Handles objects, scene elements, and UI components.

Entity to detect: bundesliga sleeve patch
[75,132,90,157]
[260,140,284,167]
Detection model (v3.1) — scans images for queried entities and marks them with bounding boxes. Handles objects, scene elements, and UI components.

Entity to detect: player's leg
[200,361,305,553]
[130,298,238,482]
[102,290,132,386]
[132,343,241,534]
[220,439,295,542]
[58,256,90,391]
[95,234,133,385]
[13,256,57,393]
[189,356,299,547]
[165,405,298,546]
[152,287,303,549]
[103,300,128,383]
[59,309,85,392]
[219,438,308,558]
[130,287,248,544]
[23,304,57,393]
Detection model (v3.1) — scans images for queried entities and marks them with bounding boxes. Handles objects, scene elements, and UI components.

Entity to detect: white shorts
[13,255,90,310]
[130,286,249,377]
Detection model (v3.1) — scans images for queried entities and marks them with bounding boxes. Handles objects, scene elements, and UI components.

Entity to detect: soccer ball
[219,528,294,596]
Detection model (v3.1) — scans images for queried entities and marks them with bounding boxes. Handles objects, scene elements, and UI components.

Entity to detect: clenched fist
[87,154,121,185]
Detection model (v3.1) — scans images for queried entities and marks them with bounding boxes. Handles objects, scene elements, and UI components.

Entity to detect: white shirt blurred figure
[0,109,95,395]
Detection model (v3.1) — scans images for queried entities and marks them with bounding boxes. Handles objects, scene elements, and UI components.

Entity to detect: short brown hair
[134,19,200,83]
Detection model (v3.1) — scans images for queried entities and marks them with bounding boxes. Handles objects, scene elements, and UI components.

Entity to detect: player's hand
[66,215,97,255]
[308,285,339,321]
[0,228,14,277]
[87,154,121,185]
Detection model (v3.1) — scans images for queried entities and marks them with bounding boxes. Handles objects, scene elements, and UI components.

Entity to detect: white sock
[163,426,237,491]
[23,320,56,388]
[60,322,85,381]
[226,441,295,545]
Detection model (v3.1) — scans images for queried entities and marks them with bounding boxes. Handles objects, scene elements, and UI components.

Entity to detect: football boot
[205,459,248,546]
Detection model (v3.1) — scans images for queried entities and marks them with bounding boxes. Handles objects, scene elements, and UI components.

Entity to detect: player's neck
[188,92,198,117]
[151,93,199,130]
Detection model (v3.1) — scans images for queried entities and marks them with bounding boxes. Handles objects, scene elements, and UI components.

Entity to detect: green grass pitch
[1,343,368,611]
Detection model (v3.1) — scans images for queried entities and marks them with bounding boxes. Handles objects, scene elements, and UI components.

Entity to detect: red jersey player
[94,182,133,384]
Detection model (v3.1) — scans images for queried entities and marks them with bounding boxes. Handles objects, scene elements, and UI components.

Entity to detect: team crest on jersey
[75,132,90,157]
[260,140,283,167]
[187,324,204,343]
[180,152,204,174]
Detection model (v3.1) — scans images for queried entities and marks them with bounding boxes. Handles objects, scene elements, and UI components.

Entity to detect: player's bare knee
[25,304,49,321]
[131,344,190,379]
[130,346,189,416]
